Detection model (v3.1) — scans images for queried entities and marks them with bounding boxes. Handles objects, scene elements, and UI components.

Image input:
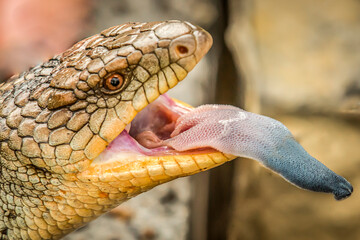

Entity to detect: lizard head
[3,20,233,237]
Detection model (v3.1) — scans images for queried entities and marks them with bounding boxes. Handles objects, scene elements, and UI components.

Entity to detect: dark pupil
[110,77,120,87]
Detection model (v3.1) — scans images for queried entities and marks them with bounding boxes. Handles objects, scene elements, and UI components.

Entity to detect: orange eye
[104,74,124,91]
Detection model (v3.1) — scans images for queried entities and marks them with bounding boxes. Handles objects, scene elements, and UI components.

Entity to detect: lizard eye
[104,74,124,91]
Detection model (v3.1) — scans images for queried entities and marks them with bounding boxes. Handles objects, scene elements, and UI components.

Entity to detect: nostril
[169,35,196,62]
[176,45,189,55]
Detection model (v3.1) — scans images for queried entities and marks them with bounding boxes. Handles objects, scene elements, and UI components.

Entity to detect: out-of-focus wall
[229,0,360,115]
[227,0,360,239]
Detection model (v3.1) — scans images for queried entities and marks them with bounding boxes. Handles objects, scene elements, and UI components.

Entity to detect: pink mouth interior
[96,94,215,163]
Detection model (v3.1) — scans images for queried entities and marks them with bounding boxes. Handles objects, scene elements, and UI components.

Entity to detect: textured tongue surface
[164,105,353,200]
[165,105,266,156]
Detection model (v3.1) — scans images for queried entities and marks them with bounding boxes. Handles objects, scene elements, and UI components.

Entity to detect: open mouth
[93,94,216,165]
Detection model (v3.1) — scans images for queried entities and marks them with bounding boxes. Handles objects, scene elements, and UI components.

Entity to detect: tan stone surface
[228,0,360,114]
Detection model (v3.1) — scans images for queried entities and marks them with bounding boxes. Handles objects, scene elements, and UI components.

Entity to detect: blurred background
[1,0,359,239]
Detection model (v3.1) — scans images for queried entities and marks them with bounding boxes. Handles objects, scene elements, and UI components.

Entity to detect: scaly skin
[0,21,235,239]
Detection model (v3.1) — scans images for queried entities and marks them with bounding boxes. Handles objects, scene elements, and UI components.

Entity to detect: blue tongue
[260,135,353,200]
[165,104,353,200]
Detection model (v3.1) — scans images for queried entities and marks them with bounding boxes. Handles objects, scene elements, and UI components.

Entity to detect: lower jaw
[79,151,235,195]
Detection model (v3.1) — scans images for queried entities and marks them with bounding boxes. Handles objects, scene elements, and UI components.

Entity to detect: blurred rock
[91,0,217,33]
[228,0,360,115]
